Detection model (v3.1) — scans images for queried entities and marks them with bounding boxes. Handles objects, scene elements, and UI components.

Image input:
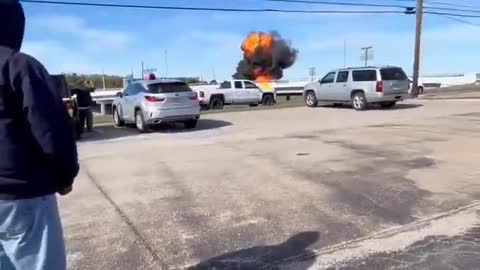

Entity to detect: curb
[419,97,480,101]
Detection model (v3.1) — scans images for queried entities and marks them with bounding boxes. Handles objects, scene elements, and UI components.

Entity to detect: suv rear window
[352,70,377,82]
[380,68,408,80]
[147,82,192,93]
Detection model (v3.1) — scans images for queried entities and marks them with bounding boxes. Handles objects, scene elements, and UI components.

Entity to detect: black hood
[0,1,25,51]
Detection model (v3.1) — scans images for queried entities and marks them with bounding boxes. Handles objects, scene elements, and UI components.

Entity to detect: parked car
[112,79,200,132]
[191,79,275,110]
[304,66,410,110]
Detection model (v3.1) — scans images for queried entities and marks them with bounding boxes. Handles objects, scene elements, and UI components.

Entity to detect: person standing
[72,80,95,133]
[0,1,79,269]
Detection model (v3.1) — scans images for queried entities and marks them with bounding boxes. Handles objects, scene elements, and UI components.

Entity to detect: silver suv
[112,79,200,132]
[304,66,410,110]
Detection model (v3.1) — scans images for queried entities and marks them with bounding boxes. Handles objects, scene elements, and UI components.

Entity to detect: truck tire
[305,91,318,107]
[209,97,224,110]
[262,94,274,106]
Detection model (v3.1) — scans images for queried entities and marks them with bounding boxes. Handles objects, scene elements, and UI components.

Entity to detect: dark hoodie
[0,0,79,200]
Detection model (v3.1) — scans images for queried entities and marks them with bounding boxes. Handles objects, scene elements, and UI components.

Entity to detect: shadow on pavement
[322,103,423,110]
[188,231,319,270]
[78,119,232,142]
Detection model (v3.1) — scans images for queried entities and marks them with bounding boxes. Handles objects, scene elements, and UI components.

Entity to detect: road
[65,99,480,270]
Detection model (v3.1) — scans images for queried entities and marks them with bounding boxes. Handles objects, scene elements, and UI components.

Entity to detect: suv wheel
[352,92,368,111]
[135,110,148,133]
[113,108,125,127]
[305,91,318,107]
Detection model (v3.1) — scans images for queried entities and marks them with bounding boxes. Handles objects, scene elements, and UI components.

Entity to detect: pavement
[64,99,480,270]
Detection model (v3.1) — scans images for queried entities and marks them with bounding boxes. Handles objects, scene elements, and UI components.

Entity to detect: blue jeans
[0,195,66,270]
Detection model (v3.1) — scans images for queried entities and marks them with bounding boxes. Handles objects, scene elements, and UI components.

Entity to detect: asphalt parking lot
[64,99,480,270]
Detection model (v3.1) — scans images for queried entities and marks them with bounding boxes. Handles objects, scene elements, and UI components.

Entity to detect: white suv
[304,66,410,110]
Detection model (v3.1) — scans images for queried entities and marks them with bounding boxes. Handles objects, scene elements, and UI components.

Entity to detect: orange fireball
[241,32,274,57]
[234,31,296,83]
[256,75,274,83]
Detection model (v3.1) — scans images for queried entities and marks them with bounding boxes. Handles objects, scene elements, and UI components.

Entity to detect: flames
[242,32,273,56]
[233,31,298,83]
[241,32,274,82]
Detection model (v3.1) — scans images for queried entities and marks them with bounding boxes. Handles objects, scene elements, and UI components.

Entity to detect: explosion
[233,31,298,83]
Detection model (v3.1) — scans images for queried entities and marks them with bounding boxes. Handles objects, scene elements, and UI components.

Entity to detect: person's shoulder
[8,52,51,80]
[9,52,46,69]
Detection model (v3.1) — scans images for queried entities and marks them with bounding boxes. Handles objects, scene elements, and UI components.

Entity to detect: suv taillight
[189,92,198,100]
[376,81,383,93]
[144,96,165,102]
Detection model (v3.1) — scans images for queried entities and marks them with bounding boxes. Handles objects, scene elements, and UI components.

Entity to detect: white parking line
[278,201,480,269]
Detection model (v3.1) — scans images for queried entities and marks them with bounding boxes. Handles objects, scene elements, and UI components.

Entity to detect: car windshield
[381,68,408,80]
[147,82,192,93]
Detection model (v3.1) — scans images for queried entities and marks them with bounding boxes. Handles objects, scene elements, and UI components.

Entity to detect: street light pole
[412,0,424,97]
[165,50,169,78]
[361,46,372,67]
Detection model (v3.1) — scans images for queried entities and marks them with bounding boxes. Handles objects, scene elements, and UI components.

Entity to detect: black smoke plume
[233,31,298,81]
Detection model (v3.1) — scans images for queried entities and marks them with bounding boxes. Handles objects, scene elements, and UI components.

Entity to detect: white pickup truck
[191,80,275,110]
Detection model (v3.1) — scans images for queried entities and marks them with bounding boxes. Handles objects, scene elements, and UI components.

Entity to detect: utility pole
[141,61,144,79]
[101,68,106,89]
[361,46,372,67]
[309,67,316,81]
[212,66,216,81]
[412,0,424,97]
[165,50,169,78]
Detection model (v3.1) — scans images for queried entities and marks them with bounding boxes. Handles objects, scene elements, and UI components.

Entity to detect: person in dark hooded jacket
[0,1,79,269]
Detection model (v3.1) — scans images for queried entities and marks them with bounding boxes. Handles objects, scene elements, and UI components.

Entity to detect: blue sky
[20,0,480,80]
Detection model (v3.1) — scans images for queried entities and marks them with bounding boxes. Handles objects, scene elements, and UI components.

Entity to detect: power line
[20,0,480,18]
[355,0,480,9]
[425,0,480,9]
[424,5,480,14]
[425,11,480,18]
[266,0,480,14]
[265,0,409,9]
[19,0,407,14]
[436,14,480,25]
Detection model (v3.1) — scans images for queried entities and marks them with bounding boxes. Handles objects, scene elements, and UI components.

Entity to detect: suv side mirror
[116,92,123,98]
